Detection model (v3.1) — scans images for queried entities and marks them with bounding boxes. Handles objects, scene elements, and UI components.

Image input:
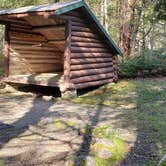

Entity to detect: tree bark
[119,0,136,59]
[104,0,108,32]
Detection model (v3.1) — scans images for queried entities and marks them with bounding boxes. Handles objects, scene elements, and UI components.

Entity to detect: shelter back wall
[8,24,64,75]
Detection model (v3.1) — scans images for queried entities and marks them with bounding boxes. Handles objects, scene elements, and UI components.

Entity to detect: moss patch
[54,119,76,129]
[69,78,166,165]
[0,160,3,166]
[91,126,127,166]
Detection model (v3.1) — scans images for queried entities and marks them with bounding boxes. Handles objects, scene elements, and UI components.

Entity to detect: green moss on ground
[0,160,3,166]
[71,78,166,165]
[92,126,127,166]
[54,119,76,129]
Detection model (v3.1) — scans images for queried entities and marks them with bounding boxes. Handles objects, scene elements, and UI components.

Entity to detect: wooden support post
[113,55,118,82]
[61,19,76,95]
[3,24,10,77]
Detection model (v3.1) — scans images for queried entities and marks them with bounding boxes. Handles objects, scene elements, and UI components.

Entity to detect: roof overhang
[0,0,123,56]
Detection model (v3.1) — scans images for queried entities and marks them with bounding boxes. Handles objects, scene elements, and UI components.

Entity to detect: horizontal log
[71,53,112,58]
[10,66,62,73]
[10,28,35,34]
[71,31,99,39]
[10,56,61,60]
[10,63,62,69]
[10,45,59,51]
[71,47,110,53]
[48,40,65,45]
[10,59,61,64]
[71,36,104,43]
[71,58,112,65]
[10,50,62,54]
[10,61,59,67]
[71,25,92,32]
[11,23,32,29]
[10,36,46,42]
[9,31,46,41]
[10,41,59,49]
[0,18,29,26]
[9,29,40,35]
[71,62,113,71]
[70,67,113,78]
[9,30,43,37]
[75,78,114,89]
[10,40,44,45]
[32,23,65,31]
[71,73,114,84]
[10,39,65,47]
[10,53,61,58]
[71,21,88,28]
[71,42,107,48]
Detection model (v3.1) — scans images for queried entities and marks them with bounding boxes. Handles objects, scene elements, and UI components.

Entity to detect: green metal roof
[55,0,123,56]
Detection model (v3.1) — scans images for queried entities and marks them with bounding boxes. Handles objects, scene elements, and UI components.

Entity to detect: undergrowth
[119,50,166,78]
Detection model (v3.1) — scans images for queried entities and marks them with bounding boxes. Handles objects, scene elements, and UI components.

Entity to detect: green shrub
[119,50,166,78]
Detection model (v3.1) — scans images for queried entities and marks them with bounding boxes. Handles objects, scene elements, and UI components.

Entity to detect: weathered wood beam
[71,73,114,84]
[0,18,29,26]
[63,19,72,90]
[71,21,87,27]
[71,58,112,65]
[11,44,59,51]
[71,25,92,33]
[32,23,65,31]
[71,36,104,43]
[3,24,10,77]
[71,53,112,58]
[71,31,99,39]
[75,78,114,89]
[70,67,113,78]
[9,29,41,35]
[9,32,46,42]
[71,62,112,71]
[71,47,110,53]
[10,23,32,29]
[71,42,107,48]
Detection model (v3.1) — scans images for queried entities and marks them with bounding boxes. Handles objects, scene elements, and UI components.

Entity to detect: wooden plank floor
[4,73,64,87]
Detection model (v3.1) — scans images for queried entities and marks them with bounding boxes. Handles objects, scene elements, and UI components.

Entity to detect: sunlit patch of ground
[0,77,165,166]
[72,77,166,166]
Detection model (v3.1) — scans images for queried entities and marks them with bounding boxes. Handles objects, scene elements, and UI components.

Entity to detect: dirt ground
[0,91,136,166]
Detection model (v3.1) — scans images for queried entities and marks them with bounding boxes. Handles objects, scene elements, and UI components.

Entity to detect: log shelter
[0,0,123,94]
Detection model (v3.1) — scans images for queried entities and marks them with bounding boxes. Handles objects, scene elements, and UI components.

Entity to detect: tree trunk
[119,0,136,59]
[150,13,156,56]
[101,1,104,25]
[103,0,108,32]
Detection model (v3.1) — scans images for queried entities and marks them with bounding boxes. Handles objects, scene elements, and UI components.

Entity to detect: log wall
[62,11,118,89]
[8,24,64,75]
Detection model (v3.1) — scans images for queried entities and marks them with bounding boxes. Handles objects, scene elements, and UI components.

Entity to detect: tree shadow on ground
[0,96,55,149]
[73,86,107,165]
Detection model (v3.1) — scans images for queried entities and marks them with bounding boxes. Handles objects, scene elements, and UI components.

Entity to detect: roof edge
[55,0,84,15]
[83,3,123,56]
[55,0,123,56]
